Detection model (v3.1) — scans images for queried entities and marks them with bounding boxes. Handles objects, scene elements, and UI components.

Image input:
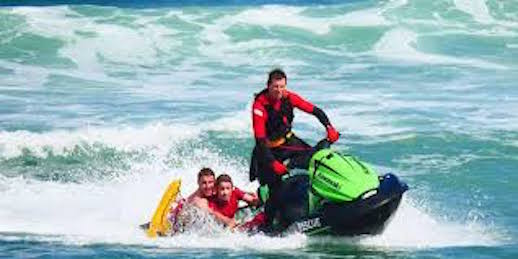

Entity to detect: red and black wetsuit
[250,88,332,227]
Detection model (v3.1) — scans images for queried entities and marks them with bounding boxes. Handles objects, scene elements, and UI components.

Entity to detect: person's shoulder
[286,90,303,102]
[286,90,301,98]
[186,190,200,203]
[254,91,268,105]
[252,94,268,116]
[190,195,210,209]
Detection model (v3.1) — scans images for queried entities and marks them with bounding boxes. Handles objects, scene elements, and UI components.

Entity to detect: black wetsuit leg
[250,135,313,229]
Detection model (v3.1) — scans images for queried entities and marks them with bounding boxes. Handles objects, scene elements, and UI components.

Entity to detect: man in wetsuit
[250,68,340,228]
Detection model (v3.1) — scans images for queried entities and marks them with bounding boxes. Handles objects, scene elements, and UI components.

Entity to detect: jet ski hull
[280,173,408,236]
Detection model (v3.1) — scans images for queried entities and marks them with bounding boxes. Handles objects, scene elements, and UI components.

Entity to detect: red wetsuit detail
[209,188,245,218]
[252,90,314,139]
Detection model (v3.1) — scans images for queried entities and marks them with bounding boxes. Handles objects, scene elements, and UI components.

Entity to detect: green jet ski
[245,139,408,236]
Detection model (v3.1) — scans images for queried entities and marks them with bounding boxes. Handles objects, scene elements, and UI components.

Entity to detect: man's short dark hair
[216,174,233,186]
[197,168,215,181]
[267,68,287,85]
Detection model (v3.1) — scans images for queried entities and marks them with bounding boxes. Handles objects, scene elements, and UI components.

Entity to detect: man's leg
[276,135,313,169]
[263,180,282,229]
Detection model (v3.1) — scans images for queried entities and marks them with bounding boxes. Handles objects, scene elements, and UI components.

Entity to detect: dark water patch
[68,4,118,17]
[224,24,271,43]
[325,26,387,52]
[350,131,518,172]
[418,34,518,67]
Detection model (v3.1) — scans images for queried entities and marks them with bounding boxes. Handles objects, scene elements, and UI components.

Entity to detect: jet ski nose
[379,173,409,196]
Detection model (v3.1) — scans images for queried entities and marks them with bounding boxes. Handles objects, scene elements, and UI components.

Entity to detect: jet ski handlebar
[314,138,331,151]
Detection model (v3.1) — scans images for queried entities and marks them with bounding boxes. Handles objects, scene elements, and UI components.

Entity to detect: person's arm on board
[235,187,259,207]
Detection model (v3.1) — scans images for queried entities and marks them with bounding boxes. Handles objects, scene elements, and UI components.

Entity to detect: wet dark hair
[267,68,287,86]
[216,174,233,187]
[197,168,215,181]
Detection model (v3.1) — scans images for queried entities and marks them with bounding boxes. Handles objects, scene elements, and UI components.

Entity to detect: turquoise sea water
[1,0,517,258]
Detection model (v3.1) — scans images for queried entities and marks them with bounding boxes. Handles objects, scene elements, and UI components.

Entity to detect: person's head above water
[266,68,287,101]
[197,167,215,198]
[215,174,233,203]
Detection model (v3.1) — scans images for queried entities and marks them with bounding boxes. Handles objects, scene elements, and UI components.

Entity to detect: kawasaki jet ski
[248,139,408,236]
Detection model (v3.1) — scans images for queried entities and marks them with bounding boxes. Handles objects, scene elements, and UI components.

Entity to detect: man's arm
[289,92,339,143]
[208,208,236,228]
[235,188,259,207]
[288,92,330,125]
[242,193,259,207]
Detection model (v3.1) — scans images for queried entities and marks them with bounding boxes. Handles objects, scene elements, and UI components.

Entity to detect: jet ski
[248,139,409,236]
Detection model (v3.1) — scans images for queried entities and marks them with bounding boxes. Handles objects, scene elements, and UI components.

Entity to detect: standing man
[250,68,340,228]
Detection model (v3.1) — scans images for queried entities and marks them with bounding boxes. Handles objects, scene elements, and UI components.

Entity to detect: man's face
[217,181,233,202]
[267,77,287,101]
[198,175,215,197]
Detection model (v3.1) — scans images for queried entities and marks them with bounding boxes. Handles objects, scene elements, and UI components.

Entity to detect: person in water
[186,167,216,208]
[250,68,340,228]
[208,174,259,228]
[168,168,216,234]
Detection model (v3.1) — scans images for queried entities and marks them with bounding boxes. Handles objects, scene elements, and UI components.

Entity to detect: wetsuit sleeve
[289,92,331,127]
[312,106,331,127]
[289,92,314,113]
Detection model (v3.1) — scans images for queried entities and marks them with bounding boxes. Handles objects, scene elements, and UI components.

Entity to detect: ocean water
[0,0,517,258]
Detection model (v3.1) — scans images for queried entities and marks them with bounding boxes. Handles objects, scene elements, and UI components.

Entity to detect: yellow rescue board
[146,179,181,237]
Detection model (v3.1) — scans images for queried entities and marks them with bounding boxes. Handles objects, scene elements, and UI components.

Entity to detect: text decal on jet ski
[296,217,322,232]
[314,159,342,190]
[317,172,341,190]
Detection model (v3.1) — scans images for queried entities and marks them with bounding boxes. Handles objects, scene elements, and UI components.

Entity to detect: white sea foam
[11,6,180,72]
[454,0,493,24]
[0,122,200,159]
[357,197,503,248]
[0,168,504,250]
